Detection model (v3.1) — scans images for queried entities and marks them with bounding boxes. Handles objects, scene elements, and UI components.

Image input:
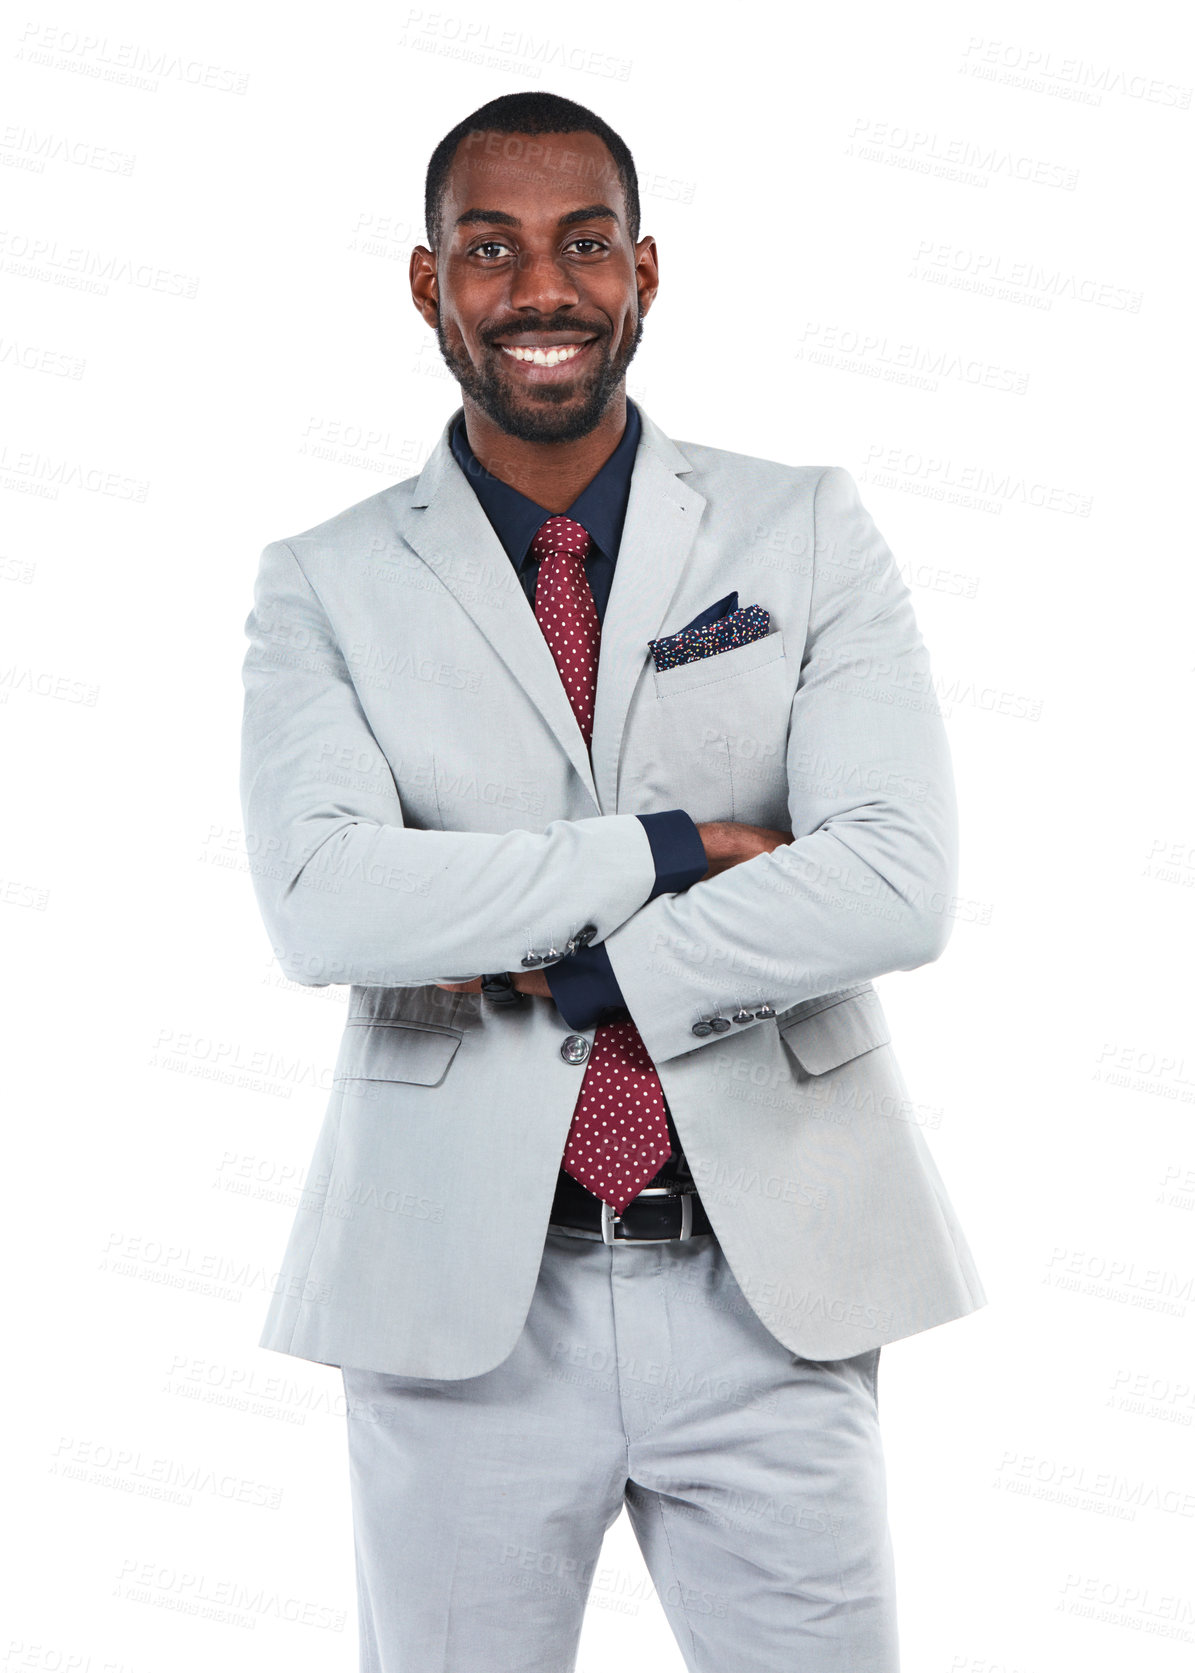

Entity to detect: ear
[409,245,440,327]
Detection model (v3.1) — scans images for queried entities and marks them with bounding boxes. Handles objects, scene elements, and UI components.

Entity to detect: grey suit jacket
[239,401,986,1377]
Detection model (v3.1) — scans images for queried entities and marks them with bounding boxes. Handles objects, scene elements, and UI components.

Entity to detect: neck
[461,392,628,513]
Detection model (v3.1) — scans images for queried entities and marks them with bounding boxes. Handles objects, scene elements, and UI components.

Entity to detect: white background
[3,1,1193,1669]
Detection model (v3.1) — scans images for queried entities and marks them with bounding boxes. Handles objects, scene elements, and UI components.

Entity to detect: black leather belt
[549,1169,713,1243]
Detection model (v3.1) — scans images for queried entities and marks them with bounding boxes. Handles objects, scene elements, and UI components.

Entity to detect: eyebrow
[453,204,620,231]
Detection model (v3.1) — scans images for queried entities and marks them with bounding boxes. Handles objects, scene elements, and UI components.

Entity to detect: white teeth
[501,343,587,366]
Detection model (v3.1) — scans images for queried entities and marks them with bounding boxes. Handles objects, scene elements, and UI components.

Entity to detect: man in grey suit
[240,89,985,1673]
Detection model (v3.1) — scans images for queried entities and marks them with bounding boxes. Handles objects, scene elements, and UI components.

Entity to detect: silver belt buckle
[601,1187,693,1245]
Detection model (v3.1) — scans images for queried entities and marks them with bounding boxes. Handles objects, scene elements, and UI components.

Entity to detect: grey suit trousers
[341,1222,899,1672]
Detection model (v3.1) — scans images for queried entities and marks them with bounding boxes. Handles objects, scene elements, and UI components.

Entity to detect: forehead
[443,128,624,229]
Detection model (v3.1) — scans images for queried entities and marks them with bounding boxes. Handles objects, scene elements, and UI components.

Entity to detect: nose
[507,247,581,316]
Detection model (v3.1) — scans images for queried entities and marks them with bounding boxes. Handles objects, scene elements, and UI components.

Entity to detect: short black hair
[424,91,640,251]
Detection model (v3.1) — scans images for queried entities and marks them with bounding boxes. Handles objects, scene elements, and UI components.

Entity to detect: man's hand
[694,820,794,878]
[434,971,553,996]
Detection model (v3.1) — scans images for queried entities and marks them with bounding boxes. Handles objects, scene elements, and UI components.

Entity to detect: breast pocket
[650,627,787,698]
[334,1021,463,1088]
[635,630,791,825]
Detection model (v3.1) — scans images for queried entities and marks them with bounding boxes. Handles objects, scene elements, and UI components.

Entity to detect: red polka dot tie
[531,515,673,1215]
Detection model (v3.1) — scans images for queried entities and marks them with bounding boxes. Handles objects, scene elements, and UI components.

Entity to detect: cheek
[443,319,481,363]
[609,312,637,355]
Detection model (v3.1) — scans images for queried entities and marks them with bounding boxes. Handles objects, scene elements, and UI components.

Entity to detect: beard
[434,307,643,444]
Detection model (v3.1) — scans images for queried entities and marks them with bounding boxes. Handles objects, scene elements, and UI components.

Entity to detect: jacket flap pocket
[777,989,891,1075]
[336,1022,462,1087]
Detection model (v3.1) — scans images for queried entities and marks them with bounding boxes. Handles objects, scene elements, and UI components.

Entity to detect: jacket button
[560,1034,590,1064]
[691,1020,714,1037]
[708,1016,731,1033]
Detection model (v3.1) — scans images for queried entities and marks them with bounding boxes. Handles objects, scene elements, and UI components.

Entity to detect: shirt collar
[448,400,642,571]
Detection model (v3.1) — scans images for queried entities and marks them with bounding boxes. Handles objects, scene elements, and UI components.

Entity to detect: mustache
[483,319,608,346]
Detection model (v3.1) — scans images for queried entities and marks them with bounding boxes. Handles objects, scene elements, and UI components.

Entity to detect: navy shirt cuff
[636,810,707,900]
[545,941,629,1031]
[545,812,704,1030]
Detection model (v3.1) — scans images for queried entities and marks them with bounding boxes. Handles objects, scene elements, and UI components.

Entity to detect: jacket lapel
[390,404,706,815]
[590,407,706,812]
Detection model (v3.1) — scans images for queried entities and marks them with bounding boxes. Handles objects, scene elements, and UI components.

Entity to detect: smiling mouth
[501,343,588,366]
[493,334,599,370]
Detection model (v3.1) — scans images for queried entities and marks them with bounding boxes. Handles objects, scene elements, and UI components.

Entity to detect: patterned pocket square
[649,598,771,672]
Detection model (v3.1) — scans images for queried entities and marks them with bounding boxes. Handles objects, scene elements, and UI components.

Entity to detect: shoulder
[652,425,894,593]
[656,425,869,535]
[265,471,421,561]
[650,421,848,516]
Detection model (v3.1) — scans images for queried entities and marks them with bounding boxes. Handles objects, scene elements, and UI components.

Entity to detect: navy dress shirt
[449,401,705,1190]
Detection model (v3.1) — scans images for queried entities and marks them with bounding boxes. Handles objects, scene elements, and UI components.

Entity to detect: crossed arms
[240,468,957,1067]
[435,820,795,999]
